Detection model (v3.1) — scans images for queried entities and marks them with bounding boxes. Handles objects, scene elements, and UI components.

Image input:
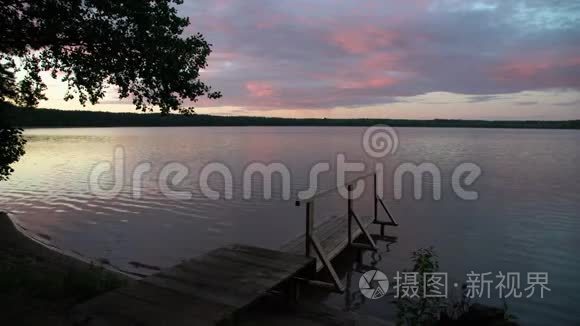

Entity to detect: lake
[1,127,579,325]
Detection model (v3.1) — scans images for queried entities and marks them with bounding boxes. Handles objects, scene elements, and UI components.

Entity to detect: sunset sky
[40,0,580,120]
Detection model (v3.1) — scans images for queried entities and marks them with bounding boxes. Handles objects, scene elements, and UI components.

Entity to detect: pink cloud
[495,54,580,80]
[330,26,399,54]
[362,53,400,70]
[255,13,292,30]
[338,76,396,89]
[181,0,580,114]
[213,51,239,60]
[496,62,551,79]
[491,53,580,91]
[246,81,275,97]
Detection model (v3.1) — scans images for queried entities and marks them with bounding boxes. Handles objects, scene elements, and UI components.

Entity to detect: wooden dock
[286,172,398,292]
[73,245,314,325]
[281,213,374,271]
[73,173,398,325]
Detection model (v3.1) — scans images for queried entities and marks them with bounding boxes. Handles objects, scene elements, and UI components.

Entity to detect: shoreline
[0,211,128,325]
[3,104,579,130]
[1,212,139,279]
[20,125,580,132]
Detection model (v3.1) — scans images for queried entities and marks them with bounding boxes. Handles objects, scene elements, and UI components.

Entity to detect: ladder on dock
[286,172,398,292]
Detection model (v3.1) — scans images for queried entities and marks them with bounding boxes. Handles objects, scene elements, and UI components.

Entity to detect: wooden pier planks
[73,244,314,326]
[73,213,379,324]
[280,214,374,271]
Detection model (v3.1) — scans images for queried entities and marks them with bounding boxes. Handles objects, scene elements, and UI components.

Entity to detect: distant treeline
[2,103,579,129]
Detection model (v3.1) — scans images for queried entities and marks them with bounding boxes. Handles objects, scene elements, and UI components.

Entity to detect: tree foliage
[395,247,518,326]
[396,247,444,326]
[0,0,221,180]
[0,0,221,113]
[0,127,26,181]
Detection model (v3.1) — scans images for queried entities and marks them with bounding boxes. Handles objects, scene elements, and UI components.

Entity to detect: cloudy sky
[41,0,580,120]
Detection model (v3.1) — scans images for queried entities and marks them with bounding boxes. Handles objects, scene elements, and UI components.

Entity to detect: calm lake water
[1,127,579,325]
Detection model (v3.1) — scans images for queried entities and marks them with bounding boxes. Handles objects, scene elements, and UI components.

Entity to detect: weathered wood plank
[144,272,250,308]
[116,283,231,324]
[74,244,314,326]
[238,300,394,326]
[175,253,303,285]
[280,214,374,271]
[280,214,345,253]
[117,282,232,316]
[207,247,310,273]
[73,291,218,326]
[310,236,345,292]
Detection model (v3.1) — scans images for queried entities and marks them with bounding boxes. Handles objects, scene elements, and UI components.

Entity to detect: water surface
[1,127,579,325]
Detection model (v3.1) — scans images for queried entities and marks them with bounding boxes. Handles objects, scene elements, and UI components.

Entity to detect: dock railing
[294,171,398,292]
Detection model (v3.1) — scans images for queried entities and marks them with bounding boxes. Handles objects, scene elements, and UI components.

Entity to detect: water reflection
[0,127,579,325]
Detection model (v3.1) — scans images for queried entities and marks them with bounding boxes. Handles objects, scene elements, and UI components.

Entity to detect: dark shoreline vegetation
[0,212,127,325]
[3,103,580,130]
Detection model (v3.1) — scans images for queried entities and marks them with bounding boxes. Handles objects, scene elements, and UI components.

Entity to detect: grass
[0,212,127,325]
[0,249,125,302]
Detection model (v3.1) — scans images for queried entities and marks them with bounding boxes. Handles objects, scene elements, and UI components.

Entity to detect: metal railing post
[347,184,352,244]
[373,172,378,223]
[305,201,313,257]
